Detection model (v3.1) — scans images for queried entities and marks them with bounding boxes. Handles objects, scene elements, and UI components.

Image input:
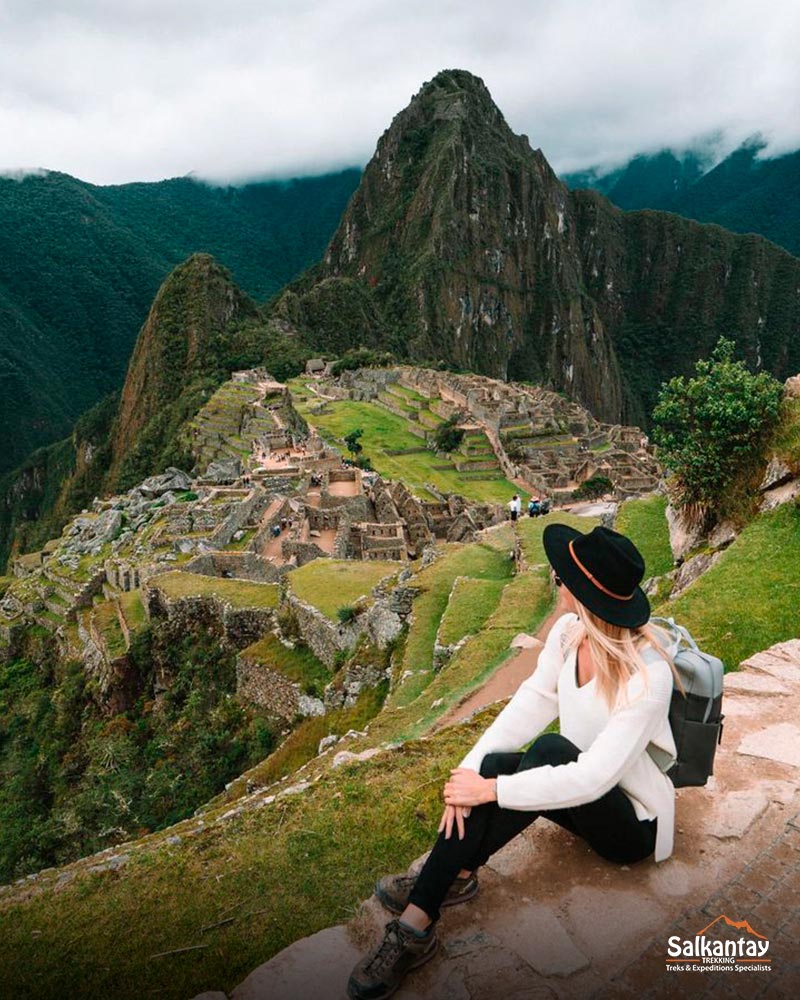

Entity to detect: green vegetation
[287,560,402,620]
[0,168,360,484]
[616,494,673,578]
[571,475,613,500]
[0,626,280,884]
[238,634,329,691]
[0,705,500,1000]
[565,141,800,259]
[343,428,364,457]
[330,347,396,375]
[652,337,783,519]
[149,571,280,609]
[657,503,800,669]
[291,388,523,503]
[437,577,507,646]
[396,530,514,697]
[432,413,465,452]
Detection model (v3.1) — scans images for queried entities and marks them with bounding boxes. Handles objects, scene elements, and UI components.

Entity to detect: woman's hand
[438,803,471,840]
[444,767,498,809]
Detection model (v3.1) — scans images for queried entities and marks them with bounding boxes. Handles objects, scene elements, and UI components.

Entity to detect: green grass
[437,577,506,646]
[0,701,503,1000]
[370,568,554,743]
[92,600,127,659]
[238,634,330,688]
[288,388,525,504]
[118,590,147,631]
[516,510,601,566]
[149,571,280,608]
[395,529,515,695]
[616,494,673,578]
[287,560,402,620]
[657,503,800,669]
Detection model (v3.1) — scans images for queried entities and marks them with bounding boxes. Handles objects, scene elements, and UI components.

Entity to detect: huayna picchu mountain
[273,68,800,426]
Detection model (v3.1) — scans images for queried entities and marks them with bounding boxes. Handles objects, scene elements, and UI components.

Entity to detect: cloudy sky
[2,0,799,185]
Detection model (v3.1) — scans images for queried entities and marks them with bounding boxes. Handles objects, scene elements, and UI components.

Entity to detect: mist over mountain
[563,139,800,258]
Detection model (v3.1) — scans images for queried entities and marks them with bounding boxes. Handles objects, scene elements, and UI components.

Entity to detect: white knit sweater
[458,612,677,862]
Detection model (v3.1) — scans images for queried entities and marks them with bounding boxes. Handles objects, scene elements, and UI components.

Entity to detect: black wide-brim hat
[542,522,651,628]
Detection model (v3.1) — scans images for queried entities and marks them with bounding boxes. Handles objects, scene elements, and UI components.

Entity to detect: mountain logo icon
[696,914,768,939]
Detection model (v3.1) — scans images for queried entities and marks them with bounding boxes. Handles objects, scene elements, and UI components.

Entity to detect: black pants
[407,732,657,922]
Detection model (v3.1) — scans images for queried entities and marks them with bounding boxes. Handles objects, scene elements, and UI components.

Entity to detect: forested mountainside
[563,139,800,258]
[0,168,360,478]
[270,70,800,429]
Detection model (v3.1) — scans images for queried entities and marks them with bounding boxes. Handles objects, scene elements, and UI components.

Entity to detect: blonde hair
[562,600,685,711]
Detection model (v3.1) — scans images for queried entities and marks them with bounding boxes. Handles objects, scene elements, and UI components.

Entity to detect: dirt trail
[434,592,570,731]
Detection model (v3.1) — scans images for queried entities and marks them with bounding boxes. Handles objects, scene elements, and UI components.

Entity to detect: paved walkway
[599,810,800,999]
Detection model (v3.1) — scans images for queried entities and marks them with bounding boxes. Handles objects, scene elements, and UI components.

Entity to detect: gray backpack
[645,616,725,787]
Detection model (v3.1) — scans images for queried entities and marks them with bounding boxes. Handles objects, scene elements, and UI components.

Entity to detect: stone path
[204,639,800,1000]
[601,810,800,999]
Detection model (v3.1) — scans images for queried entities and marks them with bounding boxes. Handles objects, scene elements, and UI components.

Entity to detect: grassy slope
[615,494,673,578]
[437,577,507,646]
[658,502,800,669]
[150,571,280,608]
[289,383,524,503]
[3,495,798,996]
[287,560,403,620]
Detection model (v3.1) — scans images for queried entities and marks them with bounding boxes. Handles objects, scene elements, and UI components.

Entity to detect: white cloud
[1,0,798,184]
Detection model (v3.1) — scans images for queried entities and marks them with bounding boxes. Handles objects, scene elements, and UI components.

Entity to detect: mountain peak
[108,253,257,487]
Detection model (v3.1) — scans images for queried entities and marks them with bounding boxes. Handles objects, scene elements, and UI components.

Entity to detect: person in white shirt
[508,494,521,521]
[348,524,681,1000]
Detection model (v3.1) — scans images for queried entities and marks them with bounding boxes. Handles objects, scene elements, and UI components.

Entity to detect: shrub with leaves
[571,475,613,500]
[652,337,783,518]
[432,413,464,452]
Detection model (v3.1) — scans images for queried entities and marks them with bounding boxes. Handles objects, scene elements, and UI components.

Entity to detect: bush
[572,475,613,500]
[652,337,783,519]
[432,414,464,452]
[336,605,358,624]
[343,428,363,457]
[330,348,396,375]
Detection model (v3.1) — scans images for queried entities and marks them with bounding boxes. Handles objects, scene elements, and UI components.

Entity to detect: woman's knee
[521,732,579,767]
[479,752,520,778]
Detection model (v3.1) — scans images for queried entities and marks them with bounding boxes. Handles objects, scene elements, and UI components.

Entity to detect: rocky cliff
[275,68,800,427]
[108,253,259,488]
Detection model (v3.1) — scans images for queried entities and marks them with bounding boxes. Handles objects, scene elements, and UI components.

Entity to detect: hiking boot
[347,918,438,999]
[374,870,479,915]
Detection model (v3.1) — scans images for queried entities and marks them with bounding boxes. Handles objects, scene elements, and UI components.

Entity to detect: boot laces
[365,920,410,973]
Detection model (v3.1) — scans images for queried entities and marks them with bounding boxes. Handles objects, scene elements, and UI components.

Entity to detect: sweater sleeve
[457,613,576,774]
[494,658,673,811]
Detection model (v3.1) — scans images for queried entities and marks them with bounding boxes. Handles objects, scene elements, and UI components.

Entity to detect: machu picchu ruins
[0,362,663,720]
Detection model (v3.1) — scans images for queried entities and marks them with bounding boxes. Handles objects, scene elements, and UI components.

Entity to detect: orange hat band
[568,539,636,601]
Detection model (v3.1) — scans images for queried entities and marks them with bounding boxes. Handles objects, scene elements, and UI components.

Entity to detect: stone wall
[208,487,273,548]
[181,551,282,584]
[236,653,324,720]
[145,586,277,652]
[286,595,360,667]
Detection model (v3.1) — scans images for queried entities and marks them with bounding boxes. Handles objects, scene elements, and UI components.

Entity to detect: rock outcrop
[275,69,800,427]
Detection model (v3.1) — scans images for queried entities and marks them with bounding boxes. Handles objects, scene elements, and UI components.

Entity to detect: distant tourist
[528,497,540,517]
[508,494,521,521]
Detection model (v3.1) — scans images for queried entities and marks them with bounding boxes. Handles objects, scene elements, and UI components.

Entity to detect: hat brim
[542,522,651,628]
